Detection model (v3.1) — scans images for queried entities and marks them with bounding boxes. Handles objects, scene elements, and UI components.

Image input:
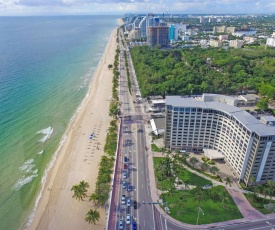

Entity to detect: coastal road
[109,29,275,230]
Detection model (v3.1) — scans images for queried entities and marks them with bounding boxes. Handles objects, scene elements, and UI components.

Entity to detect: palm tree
[181,153,190,163]
[209,166,220,176]
[193,186,204,206]
[189,157,199,168]
[224,177,233,187]
[79,180,90,190]
[85,209,100,225]
[201,162,210,172]
[89,193,99,205]
[217,188,229,207]
[71,184,88,201]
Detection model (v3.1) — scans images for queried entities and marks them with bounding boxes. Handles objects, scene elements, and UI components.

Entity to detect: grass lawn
[244,193,273,214]
[153,157,212,190]
[160,186,243,225]
[178,168,212,187]
[151,143,161,152]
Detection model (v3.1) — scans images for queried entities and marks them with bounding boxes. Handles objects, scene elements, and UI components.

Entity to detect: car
[122,181,127,189]
[127,198,131,206]
[121,195,126,205]
[124,163,127,170]
[132,221,137,230]
[127,184,132,192]
[124,156,128,163]
[133,200,137,209]
[123,171,127,179]
[180,149,186,153]
[119,219,124,229]
[126,214,131,224]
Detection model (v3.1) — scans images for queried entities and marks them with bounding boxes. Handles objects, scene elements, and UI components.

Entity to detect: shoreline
[28,20,122,230]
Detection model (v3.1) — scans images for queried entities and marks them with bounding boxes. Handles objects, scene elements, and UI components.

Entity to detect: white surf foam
[19,159,35,173]
[13,174,38,191]
[37,126,54,143]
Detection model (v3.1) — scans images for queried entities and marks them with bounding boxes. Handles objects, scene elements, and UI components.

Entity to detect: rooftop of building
[239,94,260,101]
[166,94,275,136]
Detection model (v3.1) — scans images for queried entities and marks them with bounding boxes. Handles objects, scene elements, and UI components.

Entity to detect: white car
[127,198,131,207]
[122,181,127,189]
[123,171,127,179]
[126,214,131,225]
[119,219,124,229]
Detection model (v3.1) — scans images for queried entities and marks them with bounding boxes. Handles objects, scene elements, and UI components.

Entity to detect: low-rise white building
[229,40,244,48]
[266,37,275,47]
[210,40,222,47]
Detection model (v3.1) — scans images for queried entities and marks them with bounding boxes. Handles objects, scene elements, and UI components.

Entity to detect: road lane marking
[152,204,156,230]
[165,218,168,230]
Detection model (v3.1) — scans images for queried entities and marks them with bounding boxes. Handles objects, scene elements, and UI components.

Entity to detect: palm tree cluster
[71,180,90,201]
[104,120,118,156]
[247,179,275,209]
[155,149,191,190]
[109,46,120,118]
[91,155,114,206]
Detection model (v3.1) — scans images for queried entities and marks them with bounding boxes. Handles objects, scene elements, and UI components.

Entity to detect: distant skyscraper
[139,17,147,38]
[147,26,169,47]
[133,17,142,28]
[139,14,160,38]
[169,25,175,40]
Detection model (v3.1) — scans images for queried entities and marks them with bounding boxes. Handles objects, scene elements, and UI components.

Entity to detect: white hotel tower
[165,94,275,186]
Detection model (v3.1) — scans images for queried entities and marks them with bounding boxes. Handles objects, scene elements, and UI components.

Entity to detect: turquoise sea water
[0,15,118,230]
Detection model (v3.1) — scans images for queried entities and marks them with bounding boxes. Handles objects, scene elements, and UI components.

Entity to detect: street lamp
[196,206,204,225]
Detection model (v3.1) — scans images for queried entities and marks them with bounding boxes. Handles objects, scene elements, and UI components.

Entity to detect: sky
[0,0,274,16]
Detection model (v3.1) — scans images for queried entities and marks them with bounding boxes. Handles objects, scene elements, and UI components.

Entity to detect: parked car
[126,214,131,224]
[122,181,127,189]
[127,184,132,192]
[124,163,127,170]
[127,198,131,207]
[132,221,137,230]
[121,195,126,205]
[124,156,128,163]
[119,218,124,229]
[123,171,127,179]
[133,200,137,209]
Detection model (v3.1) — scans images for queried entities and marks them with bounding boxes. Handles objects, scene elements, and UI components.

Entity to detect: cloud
[0,0,273,15]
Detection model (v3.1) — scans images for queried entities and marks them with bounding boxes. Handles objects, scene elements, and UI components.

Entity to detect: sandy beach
[29,21,121,230]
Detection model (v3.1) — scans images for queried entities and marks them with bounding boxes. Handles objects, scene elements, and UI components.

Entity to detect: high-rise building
[139,17,147,38]
[133,17,142,28]
[169,25,175,40]
[165,94,275,186]
[147,26,169,47]
[138,14,159,38]
[128,28,141,40]
[175,24,187,40]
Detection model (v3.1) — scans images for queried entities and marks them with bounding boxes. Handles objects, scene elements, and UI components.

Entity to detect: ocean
[0,15,118,230]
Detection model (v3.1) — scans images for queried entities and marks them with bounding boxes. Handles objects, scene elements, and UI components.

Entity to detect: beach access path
[29,25,119,230]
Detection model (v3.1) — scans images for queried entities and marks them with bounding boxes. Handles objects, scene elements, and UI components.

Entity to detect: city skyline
[0,0,274,16]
